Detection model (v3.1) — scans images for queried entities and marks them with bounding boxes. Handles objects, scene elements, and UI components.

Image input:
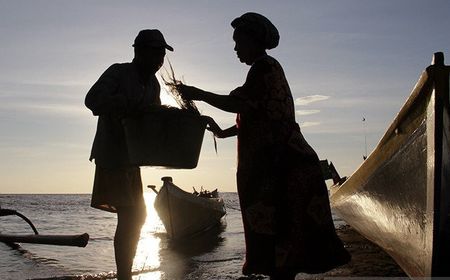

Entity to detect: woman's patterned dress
[230,55,350,276]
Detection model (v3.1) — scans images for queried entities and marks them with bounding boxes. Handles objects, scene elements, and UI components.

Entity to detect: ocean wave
[32,267,160,280]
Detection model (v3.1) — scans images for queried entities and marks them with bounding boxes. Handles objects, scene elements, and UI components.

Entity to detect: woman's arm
[203,116,237,138]
[219,125,238,138]
[177,85,245,113]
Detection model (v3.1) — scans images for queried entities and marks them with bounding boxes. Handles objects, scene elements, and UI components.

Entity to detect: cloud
[295,95,330,106]
[300,121,321,128]
[296,109,320,116]
[0,102,86,117]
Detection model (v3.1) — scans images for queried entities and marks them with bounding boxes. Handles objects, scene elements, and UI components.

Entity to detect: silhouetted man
[85,29,173,280]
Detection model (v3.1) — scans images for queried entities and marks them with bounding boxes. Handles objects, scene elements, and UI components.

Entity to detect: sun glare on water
[132,192,166,279]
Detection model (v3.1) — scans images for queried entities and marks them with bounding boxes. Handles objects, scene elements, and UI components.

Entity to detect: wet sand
[236,224,408,280]
[27,225,408,280]
[297,225,408,279]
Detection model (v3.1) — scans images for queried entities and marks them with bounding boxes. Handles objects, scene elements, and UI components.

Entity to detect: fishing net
[161,60,200,115]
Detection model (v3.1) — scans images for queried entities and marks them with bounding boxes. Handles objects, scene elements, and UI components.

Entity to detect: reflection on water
[168,225,225,257]
[132,193,163,280]
[1,192,346,279]
[130,193,226,280]
[133,193,163,276]
[0,193,248,280]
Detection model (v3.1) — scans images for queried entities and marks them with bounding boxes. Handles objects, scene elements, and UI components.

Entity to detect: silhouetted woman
[178,12,350,280]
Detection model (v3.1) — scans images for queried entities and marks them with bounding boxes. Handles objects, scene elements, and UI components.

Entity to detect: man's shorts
[91,165,145,213]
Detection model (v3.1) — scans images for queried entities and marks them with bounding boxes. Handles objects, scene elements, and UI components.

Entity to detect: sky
[1,0,450,194]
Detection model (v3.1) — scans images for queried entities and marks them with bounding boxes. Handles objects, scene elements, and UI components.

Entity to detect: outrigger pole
[0,208,89,247]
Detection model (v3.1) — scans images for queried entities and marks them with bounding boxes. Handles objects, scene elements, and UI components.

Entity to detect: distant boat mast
[363,117,368,160]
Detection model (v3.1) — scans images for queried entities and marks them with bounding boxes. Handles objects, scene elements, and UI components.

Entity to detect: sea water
[0,193,345,280]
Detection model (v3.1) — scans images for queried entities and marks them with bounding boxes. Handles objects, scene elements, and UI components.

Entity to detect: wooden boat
[149,177,226,240]
[0,208,89,247]
[330,52,450,277]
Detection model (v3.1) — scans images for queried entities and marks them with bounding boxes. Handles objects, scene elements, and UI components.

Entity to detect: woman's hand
[202,116,221,135]
[201,116,238,138]
[176,84,204,101]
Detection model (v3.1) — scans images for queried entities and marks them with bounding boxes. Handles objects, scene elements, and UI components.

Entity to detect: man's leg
[115,205,146,280]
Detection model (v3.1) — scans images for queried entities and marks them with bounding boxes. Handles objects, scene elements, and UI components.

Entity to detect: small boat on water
[330,52,450,277]
[0,208,89,247]
[149,177,226,240]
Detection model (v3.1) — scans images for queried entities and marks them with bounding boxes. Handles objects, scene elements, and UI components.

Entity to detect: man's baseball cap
[132,29,174,51]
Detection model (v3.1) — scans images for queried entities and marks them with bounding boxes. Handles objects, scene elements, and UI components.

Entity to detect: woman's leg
[114,205,146,280]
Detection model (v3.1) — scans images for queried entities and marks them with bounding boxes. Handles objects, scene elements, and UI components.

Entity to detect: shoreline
[304,225,408,278]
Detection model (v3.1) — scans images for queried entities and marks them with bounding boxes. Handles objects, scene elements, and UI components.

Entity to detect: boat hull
[154,179,226,240]
[330,59,450,277]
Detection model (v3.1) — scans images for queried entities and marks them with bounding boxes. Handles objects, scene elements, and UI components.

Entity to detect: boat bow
[330,52,450,277]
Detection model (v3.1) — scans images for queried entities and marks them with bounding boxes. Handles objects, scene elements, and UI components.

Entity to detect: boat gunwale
[158,182,225,213]
[332,65,448,202]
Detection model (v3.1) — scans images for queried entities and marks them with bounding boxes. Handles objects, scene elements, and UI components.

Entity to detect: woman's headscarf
[231,12,280,50]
